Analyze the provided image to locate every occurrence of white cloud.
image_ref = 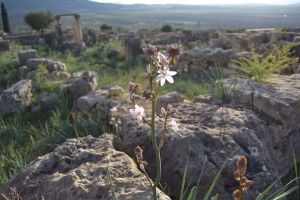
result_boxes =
[89,0,300,5]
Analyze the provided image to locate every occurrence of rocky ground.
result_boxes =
[0,29,300,199]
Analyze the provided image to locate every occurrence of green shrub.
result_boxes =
[233,43,298,82]
[161,24,173,32]
[24,11,54,31]
[0,43,22,91]
[100,24,112,31]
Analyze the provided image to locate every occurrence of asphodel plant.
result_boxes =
[129,43,181,199]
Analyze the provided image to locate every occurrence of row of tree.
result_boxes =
[1,1,54,33]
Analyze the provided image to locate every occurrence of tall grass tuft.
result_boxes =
[210,67,237,103]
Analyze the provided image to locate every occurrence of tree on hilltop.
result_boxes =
[24,11,54,32]
[1,2,11,33]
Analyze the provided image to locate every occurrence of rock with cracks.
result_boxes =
[0,80,32,116]
[65,71,98,101]
[18,49,38,65]
[74,89,119,119]
[225,74,300,131]
[114,100,284,199]
[0,135,170,200]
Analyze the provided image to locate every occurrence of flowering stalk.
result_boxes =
[130,44,181,200]
[150,79,161,199]
[233,156,253,200]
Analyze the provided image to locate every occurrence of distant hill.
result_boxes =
[3,0,123,17]
[2,0,300,31]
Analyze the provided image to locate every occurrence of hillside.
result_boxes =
[2,0,300,30]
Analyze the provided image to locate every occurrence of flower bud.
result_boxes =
[141,90,154,100]
[143,44,157,57]
[134,146,143,164]
[128,82,140,94]
[166,43,182,58]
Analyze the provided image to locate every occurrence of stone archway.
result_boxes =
[54,13,83,44]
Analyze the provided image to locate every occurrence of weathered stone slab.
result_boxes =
[225,74,300,130]
[0,135,170,200]
[0,80,32,116]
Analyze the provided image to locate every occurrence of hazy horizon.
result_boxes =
[89,0,300,5]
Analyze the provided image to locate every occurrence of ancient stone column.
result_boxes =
[72,15,83,44]
[54,16,63,36]
[124,35,141,64]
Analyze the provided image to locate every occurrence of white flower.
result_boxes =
[169,119,179,131]
[156,67,177,86]
[130,105,145,122]
[154,52,169,69]
[110,107,117,113]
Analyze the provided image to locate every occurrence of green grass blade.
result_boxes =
[292,146,299,200]
[256,179,280,200]
[203,159,227,200]
[195,155,207,197]
[272,186,299,200]
[186,187,197,200]
[265,178,299,200]
[179,156,190,200]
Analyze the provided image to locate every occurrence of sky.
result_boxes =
[90,0,300,5]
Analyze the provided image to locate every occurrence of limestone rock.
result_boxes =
[26,58,66,73]
[26,58,47,70]
[74,89,119,119]
[293,36,300,43]
[225,75,300,131]
[45,60,66,73]
[176,48,236,79]
[0,40,10,52]
[108,85,124,97]
[210,35,235,50]
[50,71,71,80]
[19,65,31,79]
[192,94,214,104]
[156,92,184,114]
[18,49,38,65]
[0,80,32,116]
[0,135,170,200]
[249,33,270,49]
[65,71,98,101]
[114,101,282,199]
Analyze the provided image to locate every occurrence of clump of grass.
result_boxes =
[0,43,21,92]
[233,43,298,82]
[210,67,237,103]
[33,75,61,94]
[0,93,108,185]
[179,155,226,200]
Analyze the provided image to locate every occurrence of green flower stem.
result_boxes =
[151,99,161,200]
[150,78,161,200]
